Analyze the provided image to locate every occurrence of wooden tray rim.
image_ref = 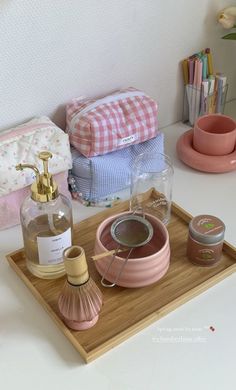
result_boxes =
[5,200,236,363]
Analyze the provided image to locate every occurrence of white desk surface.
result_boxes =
[1,107,236,390]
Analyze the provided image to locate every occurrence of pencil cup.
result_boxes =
[183,84,228,127]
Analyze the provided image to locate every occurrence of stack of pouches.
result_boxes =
[66,88,164,203]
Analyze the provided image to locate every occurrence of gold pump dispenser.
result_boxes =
[16,151,59,202]
[16,151,73,280]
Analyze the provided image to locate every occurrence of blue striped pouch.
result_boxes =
[69,133,164,203]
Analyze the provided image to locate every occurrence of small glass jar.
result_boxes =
[187,214,225,266]
[130,152,174,225]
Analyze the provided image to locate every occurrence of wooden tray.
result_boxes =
[6,190,236,363]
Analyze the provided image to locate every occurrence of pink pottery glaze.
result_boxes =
[58,279,102,330]
[62,315,99,331]
[193,114,236,156]
[176,129,236,173]
[94,211,170,288]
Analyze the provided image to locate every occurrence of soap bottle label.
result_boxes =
[37,228,71,265]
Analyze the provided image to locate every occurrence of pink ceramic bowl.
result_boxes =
[193,114,236,156]
[94,211,170,288]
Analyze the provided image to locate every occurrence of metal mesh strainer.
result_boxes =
[101,214,153,287]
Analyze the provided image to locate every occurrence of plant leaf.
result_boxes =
[222,33,236,39]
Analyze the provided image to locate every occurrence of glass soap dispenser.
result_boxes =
[16,151,73,279]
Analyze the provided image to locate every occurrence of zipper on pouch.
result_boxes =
[0,122,53,143]
[69,90,146,133]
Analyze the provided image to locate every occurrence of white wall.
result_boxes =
[0,0,235,132]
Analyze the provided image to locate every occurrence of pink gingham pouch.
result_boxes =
[66,87,158,157]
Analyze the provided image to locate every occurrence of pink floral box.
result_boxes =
[0,117,72,229]
[0,171,71,230]
[0,116,72,197]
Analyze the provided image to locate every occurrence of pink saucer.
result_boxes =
[176,129,236,173]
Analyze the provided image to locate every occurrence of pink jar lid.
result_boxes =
[189,215,225,244]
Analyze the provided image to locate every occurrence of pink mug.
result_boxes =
[193,114,236,156]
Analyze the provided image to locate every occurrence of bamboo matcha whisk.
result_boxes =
[58,246,103,330]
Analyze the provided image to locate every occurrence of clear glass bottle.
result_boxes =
[16,151,73,279]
